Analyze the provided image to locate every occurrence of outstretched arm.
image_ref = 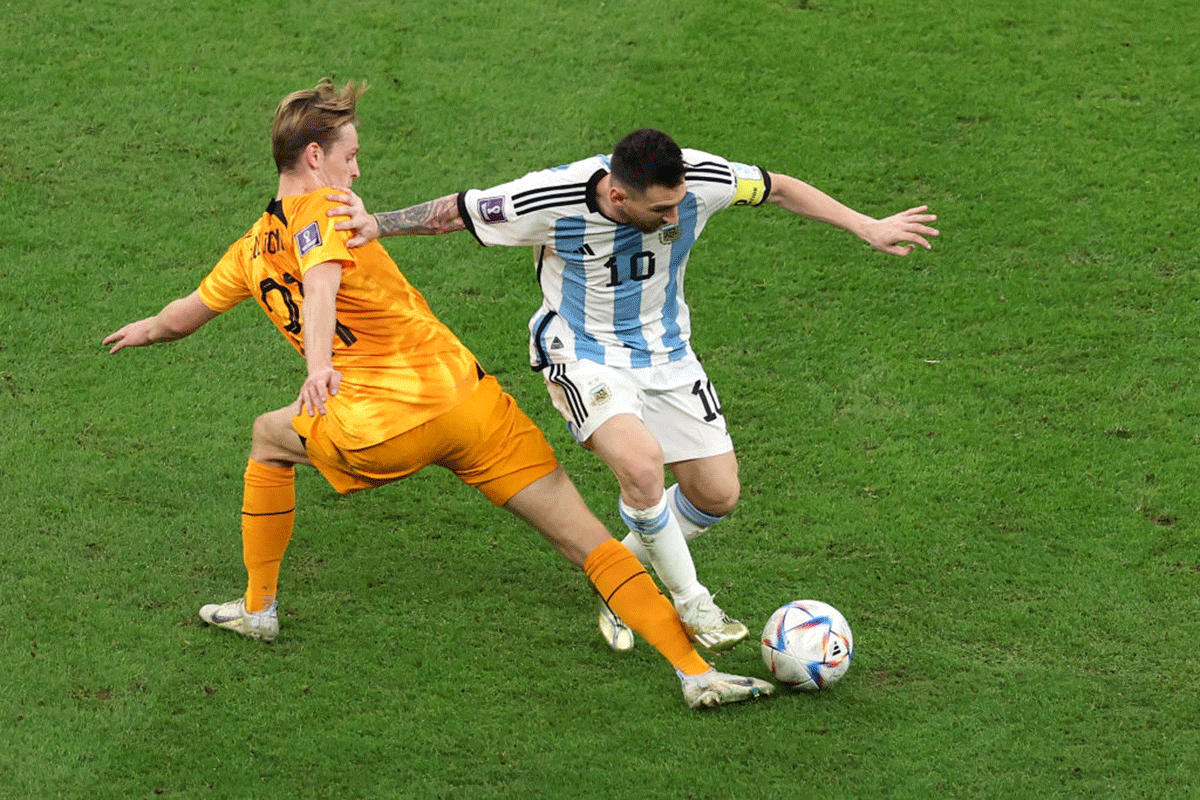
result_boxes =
[765,172,939,256]
[103,291,219,354]
[326,189,464,248]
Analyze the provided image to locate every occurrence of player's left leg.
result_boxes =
[625,362,747,651]
[200,403,311,641]
[666,449,741,540]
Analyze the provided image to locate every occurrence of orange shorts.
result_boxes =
[296,375,558,506]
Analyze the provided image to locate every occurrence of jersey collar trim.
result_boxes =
[585,169,607,216]
[266,198,288,226]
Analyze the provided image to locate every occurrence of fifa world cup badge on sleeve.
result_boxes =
[295,222,323,256]
[478,197,507,224]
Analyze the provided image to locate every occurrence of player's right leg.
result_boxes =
[545,363,706,602]
[587,413,709,604]
[543,360,747,652]
[587,415,746,652]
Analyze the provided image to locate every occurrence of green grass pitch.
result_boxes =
[2,0,1199,797]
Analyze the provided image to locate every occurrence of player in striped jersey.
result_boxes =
[329,128,939,653]
[104,84,774,709]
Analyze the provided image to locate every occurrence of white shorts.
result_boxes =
[541,354,733,464]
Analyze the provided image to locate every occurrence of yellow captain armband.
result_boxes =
[730,162,770,206]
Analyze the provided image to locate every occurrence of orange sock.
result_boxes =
[584,538,710,676]
[241,459,296,612]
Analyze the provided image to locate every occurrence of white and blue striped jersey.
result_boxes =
[458,149,771,370]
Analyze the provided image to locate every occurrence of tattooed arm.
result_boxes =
[327,190,464,247]
[375,194,465,236]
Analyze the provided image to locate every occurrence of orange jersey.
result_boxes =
[197,189,480,450]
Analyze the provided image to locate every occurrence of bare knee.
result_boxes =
[249,408,307,467]
[670,451,741,518]
[685,477,740,518]
[251,412,275,446]
[614,455,668,506]
[712,479,740,516]
[588,419,666,507]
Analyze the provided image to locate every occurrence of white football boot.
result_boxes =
[199,597,279,642]
[676,592,749,652]
[597,597,636,652]
[679,668,774,710]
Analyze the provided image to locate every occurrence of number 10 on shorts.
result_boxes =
[692,379,722,422]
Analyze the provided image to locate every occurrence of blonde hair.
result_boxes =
[271,77,368,173]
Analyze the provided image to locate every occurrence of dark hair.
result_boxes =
[610,129,684,193]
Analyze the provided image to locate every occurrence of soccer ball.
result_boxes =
[761,599,854,692]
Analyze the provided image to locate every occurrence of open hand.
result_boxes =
[102,318,155,353]
[861,205,940,256]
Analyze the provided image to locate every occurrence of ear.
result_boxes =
[302,141,323,170]
[609,182,627,208]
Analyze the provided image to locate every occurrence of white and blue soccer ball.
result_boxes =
[761,599,854,692]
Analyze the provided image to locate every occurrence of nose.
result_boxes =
[663,206,679,225]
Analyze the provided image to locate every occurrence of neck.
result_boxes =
[276,170,317,199]
[595,173,623,222]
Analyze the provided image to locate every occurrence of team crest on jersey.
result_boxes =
[589,384,611,406]
[478,197,507,224]
[659,224,681,244]
[295,222,322,256]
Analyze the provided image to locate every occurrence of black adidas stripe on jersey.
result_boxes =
[512,182,589,216]
[684,161,733,185]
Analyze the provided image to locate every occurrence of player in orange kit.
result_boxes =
[103,78,772,709]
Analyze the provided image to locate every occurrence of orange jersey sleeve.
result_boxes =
[197,190,481,450]
[197,233,255,313]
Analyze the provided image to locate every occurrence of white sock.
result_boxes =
[621,530,652,567]
[666,484,725,542]
[623,485,727,566]
[619,494,707,606]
